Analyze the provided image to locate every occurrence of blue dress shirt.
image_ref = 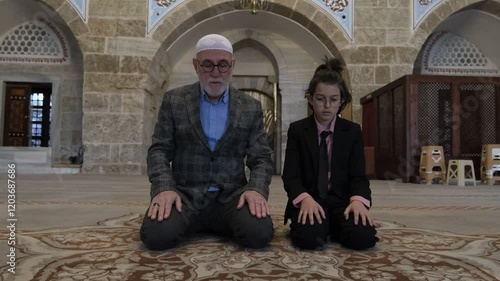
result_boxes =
[200,87,230,191]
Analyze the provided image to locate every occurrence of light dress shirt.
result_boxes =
[200,86,229,192]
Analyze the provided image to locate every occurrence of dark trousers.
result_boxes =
[289,195,377,250]
[140,192,274,251]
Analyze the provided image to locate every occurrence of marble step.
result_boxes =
[0,147,80,174]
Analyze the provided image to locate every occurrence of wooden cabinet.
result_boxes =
[361,75,500,183]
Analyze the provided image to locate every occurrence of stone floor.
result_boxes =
[0,174,499,236]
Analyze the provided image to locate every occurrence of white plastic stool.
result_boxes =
[446,160,476,186]
[419,146,446,184]
[480,144,500,185]
[484,164,500,185]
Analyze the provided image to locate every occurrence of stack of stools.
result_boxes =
[480,144,500,185]
[419,146,446,184]
[446,160,476,186]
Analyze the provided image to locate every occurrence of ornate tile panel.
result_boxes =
[312,0,353,40]
[148,0,185,34]
[68,0,88,23]
[413,0,444,30]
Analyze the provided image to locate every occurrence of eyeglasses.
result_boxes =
[312,95,342,108]
[197,60,232,73]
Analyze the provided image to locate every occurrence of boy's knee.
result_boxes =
[340,227,377,250]
[292,237,325,250]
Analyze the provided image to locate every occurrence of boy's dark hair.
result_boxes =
[305,57,352,114]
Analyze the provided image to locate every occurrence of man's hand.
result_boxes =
[298,197,326,225]
[148,190,182,221]
[344,200,375,226]
[237,190,270,218]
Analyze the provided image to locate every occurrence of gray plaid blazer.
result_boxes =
[147,82,273,208]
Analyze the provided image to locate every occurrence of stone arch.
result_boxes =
[232,36,280,95]
[145,0,352,109]
[231,35,284,173]
[412,0,500,74]
[0,0,84,169]
[233,37,282,82]
[40,0,90,38]
[145,28,296,173]
[149,1,349,48]
[409,0,486,52]
[145,1,353,174]
[147,0,350,80]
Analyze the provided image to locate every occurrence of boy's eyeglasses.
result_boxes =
[312,96,342,108]
[197,60,232,73]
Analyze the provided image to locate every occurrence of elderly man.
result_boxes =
[140,34,274,250]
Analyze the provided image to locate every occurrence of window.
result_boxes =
[30,88,51,147]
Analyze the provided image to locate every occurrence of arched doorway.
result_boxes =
[145,1,351,174]
[0,0,84,172]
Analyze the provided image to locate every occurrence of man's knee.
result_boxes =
[140,223,179,251]
[140,210,188,251]
[236,218,274,249]
[247,226,274,249]
[141,231,176,251]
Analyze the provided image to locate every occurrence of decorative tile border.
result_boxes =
[68,0,88,23]
[312,0,353,40]
[413,0,444,30]
[147,0,184,34]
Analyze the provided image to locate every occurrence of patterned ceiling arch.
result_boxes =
[147,0,353,40]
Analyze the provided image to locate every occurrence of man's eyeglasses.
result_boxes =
[312,96,342,108]
[197,60,232,73]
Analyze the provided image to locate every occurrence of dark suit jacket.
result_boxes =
[147,82,273,208]
[281,115,371,223]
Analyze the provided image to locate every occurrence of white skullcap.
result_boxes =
[196,34,233,55]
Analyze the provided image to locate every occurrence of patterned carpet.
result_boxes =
[1,211,500,281]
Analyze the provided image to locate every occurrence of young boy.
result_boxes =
[282,58,377,250]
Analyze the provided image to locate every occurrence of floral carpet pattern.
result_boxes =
[1,212,500,281]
